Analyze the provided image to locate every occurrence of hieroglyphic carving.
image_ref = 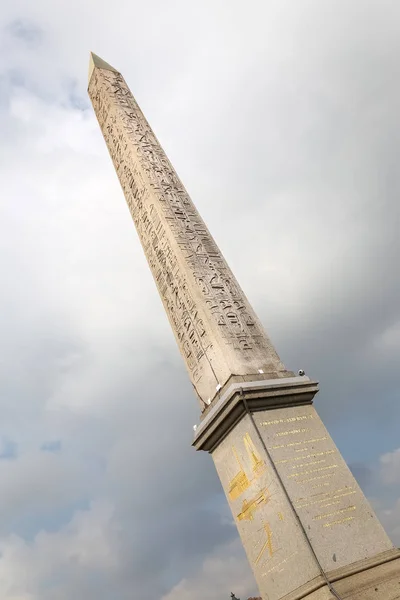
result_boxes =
[88,65,286,404]
[89,70,215,391]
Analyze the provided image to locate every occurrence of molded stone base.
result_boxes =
[281,550,400,600]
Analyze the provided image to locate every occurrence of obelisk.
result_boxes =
[88,53,400,600]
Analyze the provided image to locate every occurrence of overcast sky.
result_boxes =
[0,1,399,598]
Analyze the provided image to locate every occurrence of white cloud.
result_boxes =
[380,449,400,485]
[0,451,88,523]
[372,495,400,548]
[0,501,117,600]
[380,498,400,547]
[161,539,257,600]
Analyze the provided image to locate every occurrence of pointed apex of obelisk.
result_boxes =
[88,52,118,83]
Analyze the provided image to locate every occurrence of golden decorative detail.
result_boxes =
[237,488,270,521]
[255,522,274,564]
[244,433,266,478]
[228,433,266,501]
[228,447,251,501]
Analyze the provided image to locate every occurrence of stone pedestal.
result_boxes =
[193,377,400,600]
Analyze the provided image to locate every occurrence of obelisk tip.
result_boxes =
[88,52,118,84]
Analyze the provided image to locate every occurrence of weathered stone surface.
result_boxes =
[212,412,321,600]
[256,406,393,572]
[212,401,395,599]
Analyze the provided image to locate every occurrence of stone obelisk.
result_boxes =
[88,53,400,600]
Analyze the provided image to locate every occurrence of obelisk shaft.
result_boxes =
[88,54,290,408]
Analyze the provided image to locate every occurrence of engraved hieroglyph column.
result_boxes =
[88,53,400,600]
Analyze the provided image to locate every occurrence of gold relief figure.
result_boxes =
[228,447,251,501]
[228,434,266,502]
[237,488,271,521]
[244,433,266,478]
[255,522,275,565]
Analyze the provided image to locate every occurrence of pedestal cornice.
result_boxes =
[193,376,319,452]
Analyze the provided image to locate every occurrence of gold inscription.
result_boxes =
[296,473,334,484]
[269,436,327,450]
[276,450,335,465]
[275,428,310,437]
[324,516,355,528]
[312,482,331,489]
[314,505,356,522]
[295,489,356,510]
[290,464,338,479]
[261,415,314,427]
[262,551,298,576]
[319,490,356,508]
[292,459,326,469]
[314,486,351,499]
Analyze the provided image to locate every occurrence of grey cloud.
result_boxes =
[0,0,399,598]
[379,499,400,547]
[161,539,258,600]
[349,463,373,492]
[380,449,400,486]
[6,19,43,46]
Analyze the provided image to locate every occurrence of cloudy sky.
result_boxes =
[0,0,399,598]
